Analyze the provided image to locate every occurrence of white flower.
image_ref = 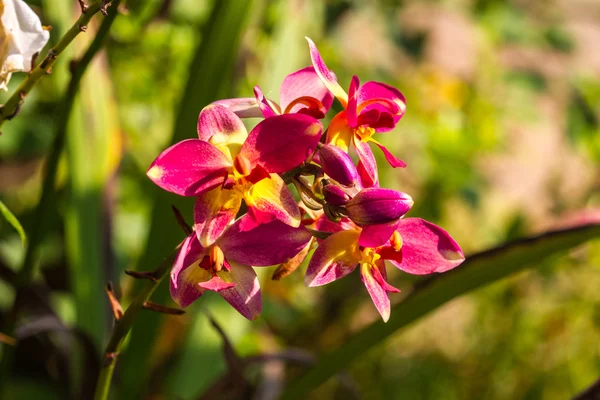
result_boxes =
[0,0,49,91]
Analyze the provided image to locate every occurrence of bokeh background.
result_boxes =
[0,0,599,399]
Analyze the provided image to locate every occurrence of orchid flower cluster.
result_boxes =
[147,38,465,322]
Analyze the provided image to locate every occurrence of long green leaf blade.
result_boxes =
[0,200,27,247]
[282,222,600,399]
[118,1,254,397]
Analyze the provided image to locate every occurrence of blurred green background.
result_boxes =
[0,0,599,399]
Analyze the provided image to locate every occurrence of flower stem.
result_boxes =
[0,0,110,129]
[93,246,180,400]
[0,2,119,393]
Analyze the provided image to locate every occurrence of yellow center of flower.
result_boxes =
[228,153,256,191]
[359,246,381,267]
[355,126,375,142]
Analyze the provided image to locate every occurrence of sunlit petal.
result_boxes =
[217,261,262,320]
[197,104,248,160]
[170,234,210,308]
[357,81,406,132]
[219,217,312,266]
[305,37,348,107]
[371,140,407,168]
[360,263,391,322]
[244,173,301,227]
[212,97,263,119]
[147,139,230,196]
[353,135,378,188]
[346,75,360,127]
[240,114,322,173]
[194,187,243,247]
[254,85,280,118]
[305,229,361,286]
[326,111,354,152]
[388,218,465,275]
[280,66,334,116]
[358,220,402,248]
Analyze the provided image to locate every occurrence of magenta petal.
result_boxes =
[218,262,262,320]
[358,220,402,248]
[356,108,381,127]
[314,215,356,234]
[218,219,313,266]
[170,234,210,308]
[170,233,205,287]
[370,263,400,293]
[198,275,236,292]
[197,104,248,143]
[194,188,242,247]
[373,142,407,168]
[239,114,323,173]
[305,229,360,286]
[357,81,406,132]
[212,98,264,119]
[389,218,465,275]
[254,86,280,118]
[280,66,334,114]
[360,264,391,322]
[346,75,360,128]
[353,136,379,188]
[305,37,348,106]
[147,139,231,196]
[243,174,301,228]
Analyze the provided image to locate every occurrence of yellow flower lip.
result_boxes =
[355,126,375,142]
[359,246,381,267]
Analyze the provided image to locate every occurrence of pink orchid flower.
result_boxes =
[147,104,322,247]
[305,216,464,322]
[306,37,407,187]
[215,66,334,120]
[172,217,312,320]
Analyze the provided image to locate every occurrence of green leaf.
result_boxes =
[61,2,122,349]
[0,200,26,247]
[118,1,255,397]
[281,222,600,399]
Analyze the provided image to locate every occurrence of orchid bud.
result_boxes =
[345,188,413,226]
[318,144,358,187]
[322,183,351,206]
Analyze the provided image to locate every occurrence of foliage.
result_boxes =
[0,0,598,399]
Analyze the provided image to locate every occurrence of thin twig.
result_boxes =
[124,270,158,281]
[105,283,124,320]
[0,0,112,128]
[172,205,193,235]
[0,333,16,346]
[572,377,600,400]
[93,245,181,400]
[0,0,120,388]
[142,301,185,315]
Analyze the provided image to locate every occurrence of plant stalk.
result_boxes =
[0,0,110,129]
[0,1,119,393]
[93,247,179,400]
